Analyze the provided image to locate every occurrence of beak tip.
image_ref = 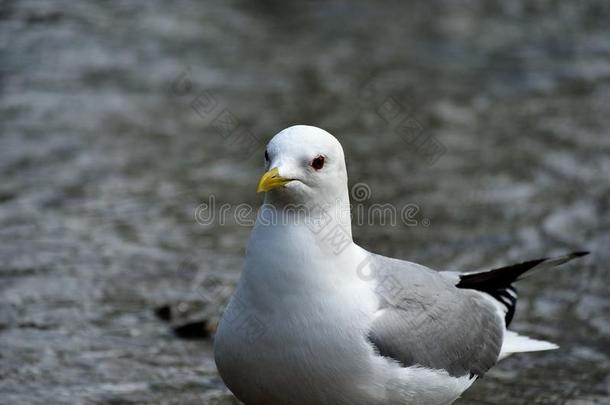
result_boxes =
[256,167,284,194]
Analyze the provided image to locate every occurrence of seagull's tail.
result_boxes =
[499,331,558,359]
[456,251,589,326]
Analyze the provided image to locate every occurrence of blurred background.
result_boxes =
[1,0,609,403]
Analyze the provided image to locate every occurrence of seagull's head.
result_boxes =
[257,125,348,205]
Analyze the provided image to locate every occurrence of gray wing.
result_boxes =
[363,253,504,378]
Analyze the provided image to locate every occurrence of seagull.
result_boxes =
[214,125,588,405]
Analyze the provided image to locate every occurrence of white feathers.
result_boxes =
[214,125,573,405]
[499,331,559,360]
[476,290,559,361]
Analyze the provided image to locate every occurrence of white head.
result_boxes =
[257,125,349,206]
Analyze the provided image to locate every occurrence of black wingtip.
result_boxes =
[571,251,590,257]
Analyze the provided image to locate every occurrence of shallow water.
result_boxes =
[1,0,609,404]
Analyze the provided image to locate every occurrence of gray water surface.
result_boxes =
[1,1,609,404]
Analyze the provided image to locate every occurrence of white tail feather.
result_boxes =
[499,331,558,360]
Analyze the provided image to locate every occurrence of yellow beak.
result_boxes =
[257,167,291,193]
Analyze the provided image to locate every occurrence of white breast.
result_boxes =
[215,220,381,403]
[214,221,473,404]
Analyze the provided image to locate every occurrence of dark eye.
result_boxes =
[264,150,269,161]
[311,155,325,170]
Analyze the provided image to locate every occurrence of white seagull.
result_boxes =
[214,125,588,405]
